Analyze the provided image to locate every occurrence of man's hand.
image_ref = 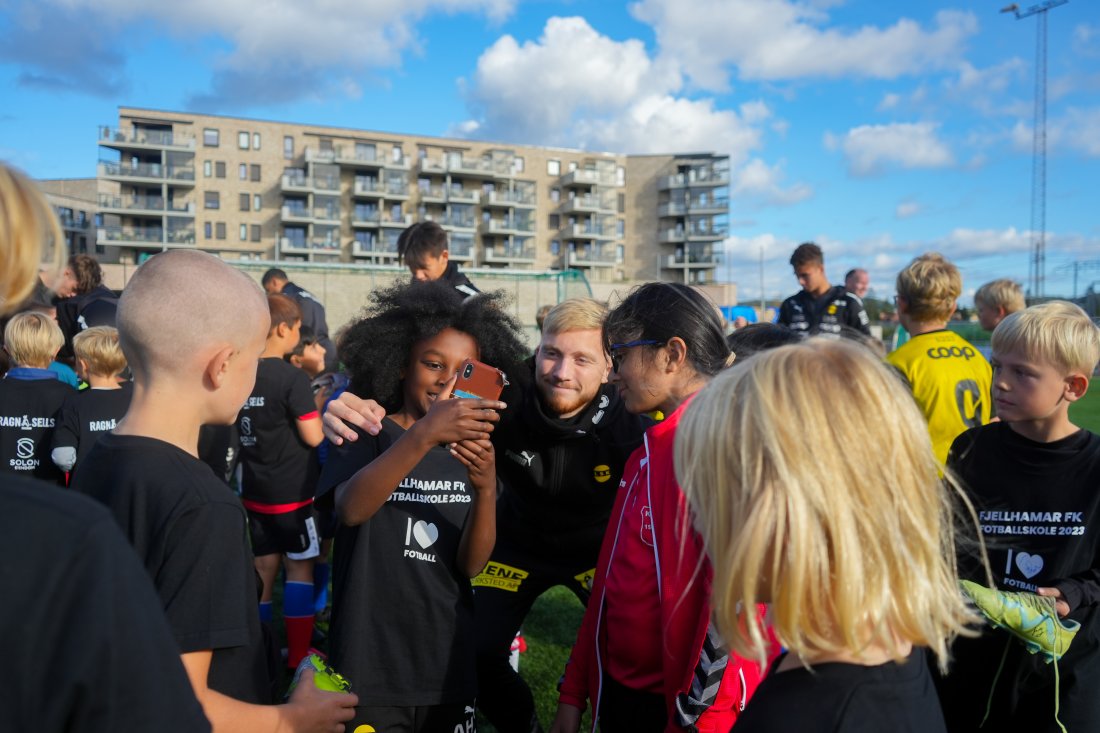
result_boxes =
[322,392,387,445]
[1037,586,1071,618]
[285,668,359,733]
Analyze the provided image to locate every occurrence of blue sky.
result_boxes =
[1,0,1097,304]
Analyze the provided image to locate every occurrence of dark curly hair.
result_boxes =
[604,282,730,377]
[340,280,529,412]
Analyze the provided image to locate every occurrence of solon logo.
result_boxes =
[16,437,34,459]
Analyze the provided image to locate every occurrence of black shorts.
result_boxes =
[315,506,338,541]
[350,700,476,733]
[247,504,320,559]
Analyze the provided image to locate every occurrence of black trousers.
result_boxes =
[474,536,594,733]
[597,673,666,733]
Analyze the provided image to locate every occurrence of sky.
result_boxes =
[0,0,1097,304]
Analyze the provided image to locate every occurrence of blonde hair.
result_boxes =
[675,339,979,671]
[991,301,1100,375]
[0,164,63,315]
[541,298,608,336]
[974,279,1025,314]
[896,252,961,324]
[73,326,127,377]
[4,311,64,367]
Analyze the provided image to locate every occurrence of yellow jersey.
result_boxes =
[886,330,992,464]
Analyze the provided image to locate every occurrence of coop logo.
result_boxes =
[593,464,611,483]
[10,437,38,471]
[927,345,977,361]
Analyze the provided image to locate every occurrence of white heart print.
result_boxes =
[413,521,439,549]
[1016,552,1044,579]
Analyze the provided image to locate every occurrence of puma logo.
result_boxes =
[507,450,537,467]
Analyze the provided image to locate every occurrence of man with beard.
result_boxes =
[323,298,650,733]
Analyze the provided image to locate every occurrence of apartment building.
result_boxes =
[38,178,98,257]
[95,107,730,285]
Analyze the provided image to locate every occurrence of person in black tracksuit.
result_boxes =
[776,242,870,339]
[261,268,339,373]
[397,221,480,299]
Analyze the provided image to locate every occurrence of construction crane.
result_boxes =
[1001,0,1068,298]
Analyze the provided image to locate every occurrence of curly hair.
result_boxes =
[340,280,529,412]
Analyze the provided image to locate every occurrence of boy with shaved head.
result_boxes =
[73,250,357,732]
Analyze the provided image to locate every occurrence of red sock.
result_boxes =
[284,580,315,668]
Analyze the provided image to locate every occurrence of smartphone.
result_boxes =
[450,359,508,401]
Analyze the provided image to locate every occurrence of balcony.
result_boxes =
[165,229,197,245]
[448,157,508,179]
[687,224,728,241]
[351,209,381,227]
[657,202,689,217]
[481,219,535,235]
[447,188,480,204]
[97,225,164,246]
[99,126,195,151]
[418,158,448,176]
[439,215,477,231]
[352,239,399,258]
[484,241,536,263]
[313,206,341,223]
[658,168,730,190]
[658,228,687,243]
[565,223,616,241]
[98,193,164,215]
[379,214,412,228]
[383,180,409,198]
[567,247,617,267]
[688,198,729,215]
[384,156,411,171]
[306,148,336,164]
[281,173,311,193]
[352,179,384,198]
[561,169,613,187]
[333,145,384,167]
[448,238,475,261]
[560,194,616,214]
[281,204,312,223]
[280,237,342,254]
[98,161,195,185]
[417,185,446,202]
[313,175,340,193]
[665,251,723,268]
[481,190,536,208]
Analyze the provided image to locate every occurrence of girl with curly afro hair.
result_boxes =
[316,279,528,731]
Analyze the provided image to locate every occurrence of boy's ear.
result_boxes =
[204,346,236,389]
[288,353,303,367]
[1064,373,1089,403]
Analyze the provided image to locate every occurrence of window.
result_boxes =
[550,187,560,203]
[568,161,577,172]
[547,160,560,176]
[551,240,560,255]
[251,224,261,242]
[215,161,226,179]
[203,128,219,147]
[513,156,525,174]
[355,142,375,161]
[549,214,560,229]
[618,193,625,213]
[215,222,226,239]
[392,145,403,163]
[283,136,294,160]
[204,222,212,239]
[238,131,250,150]
[240,224,248,240]
[616,220,625,237]
[616,166,626,186]
[253,194,262,212]
[203,160,212,178]
[320,138,333,153]
[239,193,250,211]
[204,191,220,210]
[252,133,261,151]
[616,244,625,263]
[250,164,261,182]
[239,164,247,180]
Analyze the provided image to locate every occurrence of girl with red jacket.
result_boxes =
[551,283,771,733]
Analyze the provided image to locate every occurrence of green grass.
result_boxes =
[1071,385,1100,433]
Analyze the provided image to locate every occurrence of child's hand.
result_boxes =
[323,391,387,443]
[285,667,358,733]
[451,438,496,493]
[418,373,505,446]
[1037,586,1071,617]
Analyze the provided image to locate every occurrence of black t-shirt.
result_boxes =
[237,358,318,505]
[733,650,945,733]
[317,418,477,706]
[73,433,271,704]
[777,285,871,338]
[0,475,210,732]
[940,423,1100,730]
[493,373,650,565]
[0,375,73,484]
[51,382,133,471]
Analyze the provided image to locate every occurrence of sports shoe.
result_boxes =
[284,653,352,699]
[959,579,1080,661]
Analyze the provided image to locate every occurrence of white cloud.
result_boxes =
[729,158,813,206]
[877,93,901,111]
[827,122,954,176]
[629,0,977,89]
[895,200,921,219]
[1012,107,1100,157]
[4,0,516,106]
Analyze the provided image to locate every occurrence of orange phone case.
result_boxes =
[450,359,508,401]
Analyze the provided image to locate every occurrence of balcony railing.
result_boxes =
[98,161,195,182]
[448,238,475,259]
[306,148,336,164]
[482,190,536,207]
[99,126,195,150]
[566,223,616,240]
[351,210,381,226]
[314,175,340,192]
[687,224,728,240]
[281,173,310,191]
[447,188,479,203]
[658,168,730,189]
[281,205,311,221]
[417,185,446,201]
[379,214,412,227]
[98,225,164,244]
[383,180,409,197]
[313,207,341,223]
[484,242,536,261]
[666,251,722,267]
[567,247,617,266]
[165,229,196,244]
[333,145,383,166]
[352,239,399,257]
[352,179,383,196]
[482,219,535,234]
[561,194,616,213]
[561,169,617,187]
[658,202,689,217]
[281,237,342,253]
